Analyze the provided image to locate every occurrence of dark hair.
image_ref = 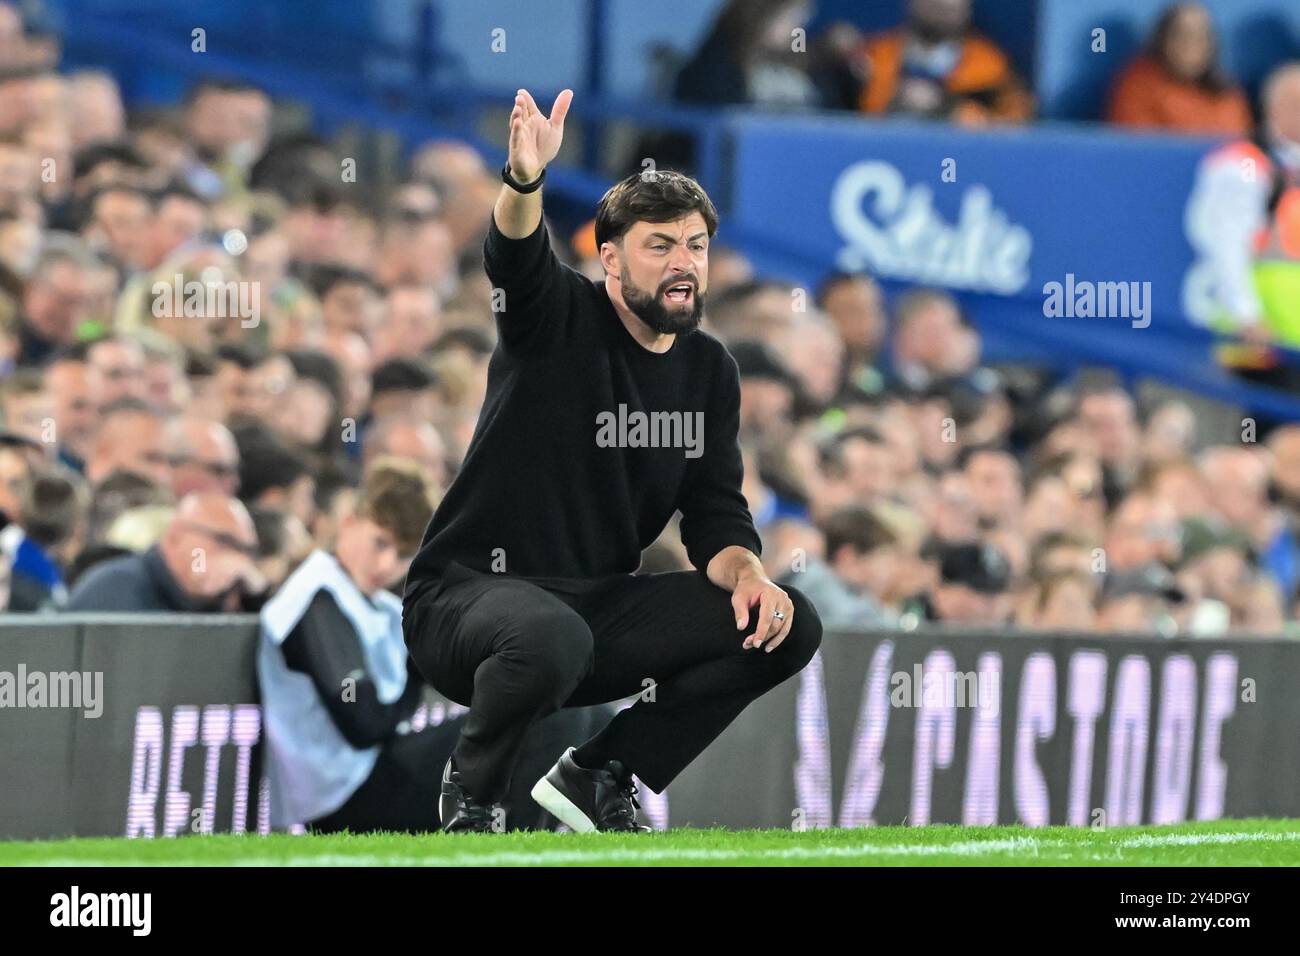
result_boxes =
[248,134,339,205]
[728,339,798,388]
[815,270,875,308]
[184,349,217,378]
[429,326,494,358]
[127,108,187,139]
[818,425,887,474]
[49,342,93,364]
[86,469,171,544]
[305,263,378,301]
[456,242,486,279]
[81,183,152,229]
[22,466,88,549]
[594,170,719,250]
[285,348,345,413]
[312,455,358,513]
[1146,2,1231,93]
[956,444,1017,472]
[694,0,809,69]
[72,141,148,181]
[248,505,292,559]
[371,357,438,396]
[356,457,438,556]
[232,423,313,502]
[152,180,208,210]
[281,174,346,213]
[215,342,261,371]
[184,78,266,106]
[821,505,898,559]
[707,278,784,310]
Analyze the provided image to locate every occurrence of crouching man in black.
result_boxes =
[259,458,610,833]
[401,89,822,833]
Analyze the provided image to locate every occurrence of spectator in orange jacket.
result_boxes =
[856,0,1033,125]
[1107,3,1252,137]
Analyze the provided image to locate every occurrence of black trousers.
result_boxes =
[307,704,616,834]
[402,563,822,803]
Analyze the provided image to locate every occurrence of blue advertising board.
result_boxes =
[725,114,1300,420]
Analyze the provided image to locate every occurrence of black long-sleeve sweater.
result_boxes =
[403,215,759,601]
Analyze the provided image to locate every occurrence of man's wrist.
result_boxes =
[503,163,546,192]
[710,545,766,589]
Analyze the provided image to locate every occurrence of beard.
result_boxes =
[620,265,705,335]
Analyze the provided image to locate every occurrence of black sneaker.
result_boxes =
[530,747,653,833]
[439,757,499,833]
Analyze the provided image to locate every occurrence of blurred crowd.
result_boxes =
[662,0,1300,368]
[672,0,1259,136]
[0,1,1298,638]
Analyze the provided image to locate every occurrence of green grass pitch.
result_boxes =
[3,818,1299,866]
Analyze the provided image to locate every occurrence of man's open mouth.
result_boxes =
[664,282,694,303]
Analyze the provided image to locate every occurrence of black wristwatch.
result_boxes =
[502,163,546,194]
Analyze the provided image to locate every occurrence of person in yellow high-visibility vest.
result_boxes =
[1188,62,1300,363]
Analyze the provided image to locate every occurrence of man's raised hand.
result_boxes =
[508,88,572,183]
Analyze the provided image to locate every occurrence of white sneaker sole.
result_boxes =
[530,776,598,833]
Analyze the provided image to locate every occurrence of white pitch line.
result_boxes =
[1115,831,1298,848]
[20,829,1300,867]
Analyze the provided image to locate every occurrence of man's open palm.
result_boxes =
[508,88,572,182]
